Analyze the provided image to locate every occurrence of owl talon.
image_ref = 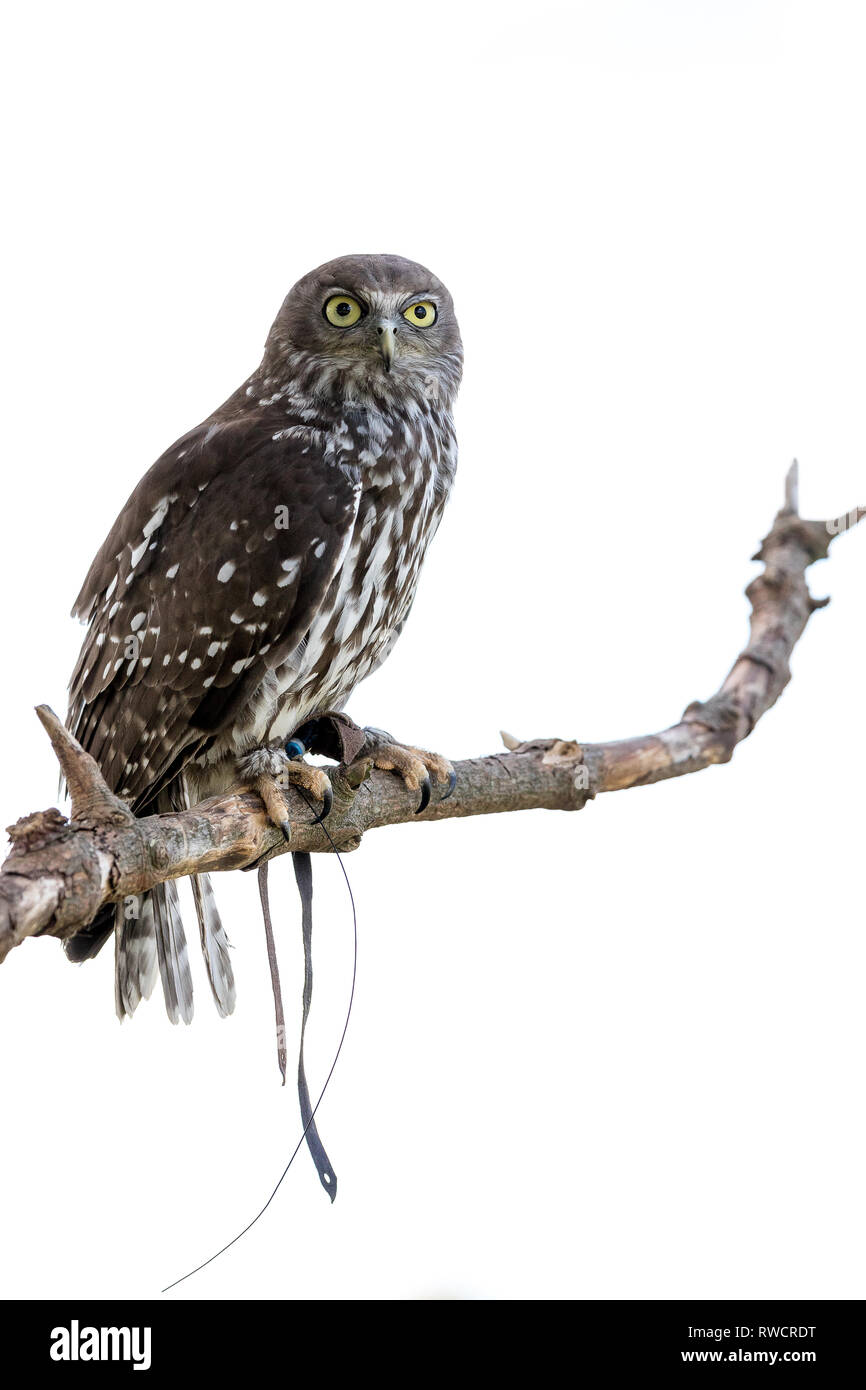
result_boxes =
[237,746,331,836]
[415,775,433,815]
[314,783,333,825]
[353,734,454,813]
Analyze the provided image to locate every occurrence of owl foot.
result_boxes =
[354,728,456,814]
[237,746,332,841]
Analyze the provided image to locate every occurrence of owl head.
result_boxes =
[263,253,463,406]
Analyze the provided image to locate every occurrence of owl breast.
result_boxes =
[221,398,456,760]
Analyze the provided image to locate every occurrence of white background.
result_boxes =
[0,0,863,1301]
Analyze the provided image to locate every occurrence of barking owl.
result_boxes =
[65,253,462,1022]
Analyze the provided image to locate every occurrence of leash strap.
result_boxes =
[293,850,338,1201]
[257,862,287,1084]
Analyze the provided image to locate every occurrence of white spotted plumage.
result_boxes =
[65,253,462,1021]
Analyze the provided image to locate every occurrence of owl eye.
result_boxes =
[403,300,437,328]
[323,295,364,327]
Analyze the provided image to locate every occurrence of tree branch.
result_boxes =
[1,464,861,964]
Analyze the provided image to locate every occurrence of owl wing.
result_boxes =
[68,415,360,809]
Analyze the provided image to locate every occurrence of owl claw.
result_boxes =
[314,783,333,825]
[352,735,453,813]
[415,774,433,815]
[237,746,332,838]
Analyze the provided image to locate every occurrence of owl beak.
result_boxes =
[376,322,397,373]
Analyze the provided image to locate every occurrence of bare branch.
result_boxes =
[0,467,860,964]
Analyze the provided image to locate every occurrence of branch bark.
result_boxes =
[1,464,861,964]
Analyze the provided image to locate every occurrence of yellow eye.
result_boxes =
[324,294,363,327]
[403,300,437,328]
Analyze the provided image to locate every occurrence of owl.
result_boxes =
[65,253,462,1022]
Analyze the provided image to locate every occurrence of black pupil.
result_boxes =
[336,301,352,317]
[413,305,427,319]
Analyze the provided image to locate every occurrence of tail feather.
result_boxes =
[63,907,114,962]
[191,873,236,1018]
[64,775,234,1025]
[114,895,159,1019]
[152,878,194,1025]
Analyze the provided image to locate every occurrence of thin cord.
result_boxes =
[161,798,357,1294]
